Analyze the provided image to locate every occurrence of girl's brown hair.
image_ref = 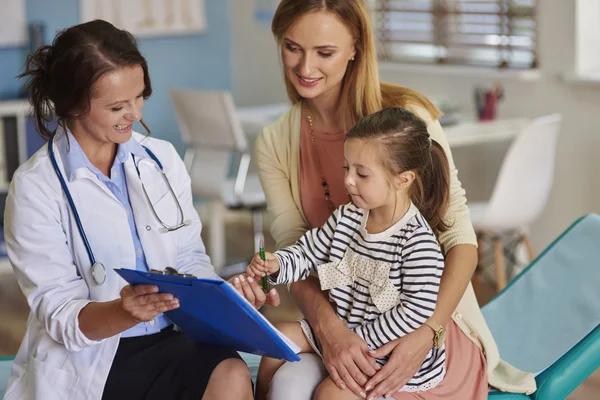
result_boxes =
[18,19,152,140]
[346,107,451,233]
[271,0,441,131]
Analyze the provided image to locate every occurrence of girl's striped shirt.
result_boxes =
[272,202,446,392]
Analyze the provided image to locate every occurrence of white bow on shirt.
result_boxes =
[317,249,401,313]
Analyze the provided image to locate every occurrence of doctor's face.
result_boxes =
[71,65,146,145]
[281,11,356,102]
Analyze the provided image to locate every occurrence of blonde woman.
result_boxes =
[254,1,536,399]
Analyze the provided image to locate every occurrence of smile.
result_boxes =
[298,75,320,82]
[296,73,322,87]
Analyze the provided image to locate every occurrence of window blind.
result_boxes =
[370,0,538,69]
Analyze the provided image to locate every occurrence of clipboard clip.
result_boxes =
[149,267,196,279]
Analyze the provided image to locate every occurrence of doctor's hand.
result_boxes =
[119,284,180,323]
[246,251,280,278]
[229,274,280,309]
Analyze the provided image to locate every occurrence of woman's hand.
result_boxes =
[230,273,280,309]
[364,325,434,400]
[119,284,180,323]
[319,319,381,398]
[246,251,280,278]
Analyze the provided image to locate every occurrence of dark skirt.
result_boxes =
[102,326,243,400]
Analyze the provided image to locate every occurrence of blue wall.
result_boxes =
[0,0,232,155]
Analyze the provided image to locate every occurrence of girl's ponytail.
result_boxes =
[411,140,451,233]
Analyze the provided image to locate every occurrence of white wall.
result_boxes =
[230,0,600,251]
[575,0,600,74]
[230,0,287,106]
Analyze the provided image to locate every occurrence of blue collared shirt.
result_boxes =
[60,131,171,337]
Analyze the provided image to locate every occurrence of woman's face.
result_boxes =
[281,11,356,102]
[71,65,145,146]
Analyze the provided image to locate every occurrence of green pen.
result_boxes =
[259,237,270,292]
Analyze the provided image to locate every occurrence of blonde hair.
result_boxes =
[271,0,441,131]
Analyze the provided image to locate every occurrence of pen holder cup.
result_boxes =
[474,84,504,122]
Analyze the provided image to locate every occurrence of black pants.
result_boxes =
[102,327,243,400]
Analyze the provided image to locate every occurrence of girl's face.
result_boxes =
[344,139,395,210]
[281,11,356,102]
[70,65,145,146]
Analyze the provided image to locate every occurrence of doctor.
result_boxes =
[3,19,278,400]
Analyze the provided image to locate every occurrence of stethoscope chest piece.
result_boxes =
[91,262,106,285]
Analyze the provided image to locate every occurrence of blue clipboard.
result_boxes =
[114,269,301,362]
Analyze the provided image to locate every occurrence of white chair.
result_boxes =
[169,89,266,275]
[468,114,562,293]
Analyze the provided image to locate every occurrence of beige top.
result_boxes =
[255,101,536,394]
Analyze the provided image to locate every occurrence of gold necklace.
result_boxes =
[304,102,335,212]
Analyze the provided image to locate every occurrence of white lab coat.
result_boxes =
[3,129,218,400]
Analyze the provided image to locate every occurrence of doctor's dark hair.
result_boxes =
[346,107,451,233]
[18,19,152,140]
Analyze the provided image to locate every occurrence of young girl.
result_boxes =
[247,107,452,400]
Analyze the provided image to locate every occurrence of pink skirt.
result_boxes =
[392,320,489,400]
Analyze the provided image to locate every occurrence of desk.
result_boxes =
[445,118,529,148]
[236,103,529,148]
[0,258,11,276]
[236,103,291,138]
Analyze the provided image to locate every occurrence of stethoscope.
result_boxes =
[48,134,190,285]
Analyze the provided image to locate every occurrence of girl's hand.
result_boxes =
[119,284,179,323]
[246,251,280,277]
[363,325,434,400]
